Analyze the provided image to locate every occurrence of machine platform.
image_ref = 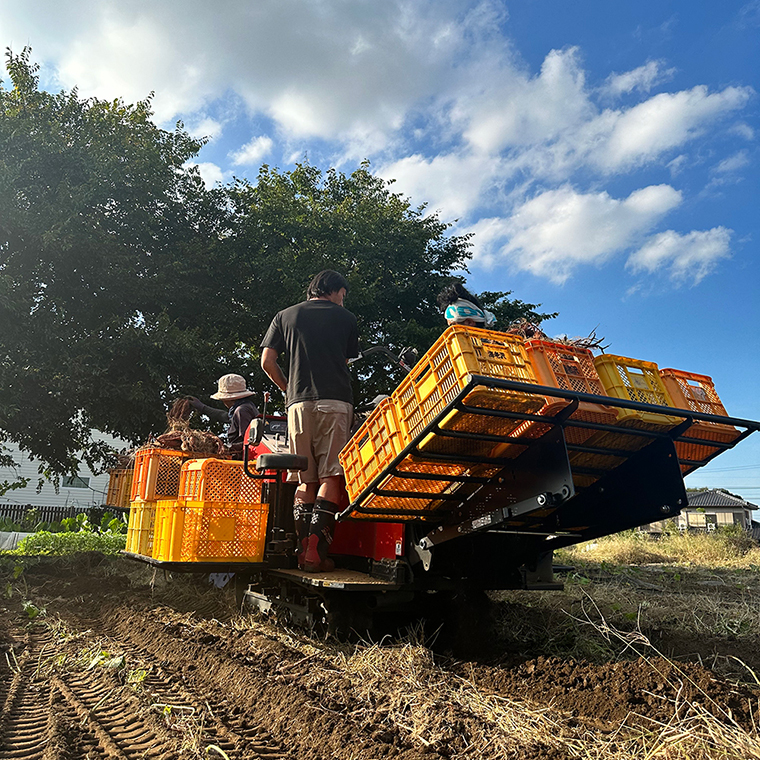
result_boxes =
[269,567,402,591]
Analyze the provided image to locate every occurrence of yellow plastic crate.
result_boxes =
[179,458,263,503]
[340,399,406,501]
[106,468,133,509]
[593,354,680,430]
[125,500,158,557]
[152,500,269,563]
[392,326,544,457]
[130,447,189,501]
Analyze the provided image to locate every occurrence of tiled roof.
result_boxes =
[687,489,757,510]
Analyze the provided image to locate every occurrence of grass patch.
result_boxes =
[564,529,760,568]
[8,530,126,556]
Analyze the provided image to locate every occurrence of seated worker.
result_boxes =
[436,282,497,327]
[189,374,259,456]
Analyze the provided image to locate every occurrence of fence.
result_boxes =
[0,503,90,526]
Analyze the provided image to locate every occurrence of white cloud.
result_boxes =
[186,161,225,189]
[1,0,751,291]
[626,228,732,284]
[729,122,755,140]
[186,117,224,143]
[379,151,503,219]
[591,86,753,172]
[3,0,472,141]
[230,136,274,167]
[459,47,593,153]
[602,60,674,97]
[471,184,682,283]
[667,154,689,177]
[4,2,752,183]
[712,150,750,174]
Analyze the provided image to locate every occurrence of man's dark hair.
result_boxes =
[307,270,349,299]
[436,282,482,311]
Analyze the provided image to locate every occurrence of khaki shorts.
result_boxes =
[287,400,353,483]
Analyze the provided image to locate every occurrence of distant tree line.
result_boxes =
[0,48,554,478]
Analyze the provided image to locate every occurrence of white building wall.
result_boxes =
[0,433,128,509]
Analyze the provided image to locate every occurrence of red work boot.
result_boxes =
[302,498,339,573]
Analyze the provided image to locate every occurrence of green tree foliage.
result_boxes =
[0,48,235,475]
[225,164,552,405]
[0,48,555,472]
[225,163,473,403]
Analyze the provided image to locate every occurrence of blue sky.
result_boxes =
[2,1,758,499]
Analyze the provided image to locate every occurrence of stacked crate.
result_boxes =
[659,369,741,474]
[152,459,268,563]
[522,340,618,444]
[126,448,189,557]
[561,355,682,480]
[520,341,620,487]
[340,326,544,518]
[105,468,133,509]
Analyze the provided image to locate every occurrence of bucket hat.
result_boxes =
[210,374,255,401]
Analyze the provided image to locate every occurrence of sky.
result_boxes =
[1,0,758,499]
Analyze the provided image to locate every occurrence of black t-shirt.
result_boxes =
[261,299,359,406]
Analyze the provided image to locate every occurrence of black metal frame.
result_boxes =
[341,375,760,521]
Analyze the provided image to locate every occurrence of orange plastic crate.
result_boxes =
[522,340,618,446]
[125,500,157,557]
[392,326,544,457]
[179,458,263,504]
[106,468,133,509]
[152,500,269,563]
[660,368,741,472]
[593,354,680,431]
[130,447,189,501]
[340,399,405,501]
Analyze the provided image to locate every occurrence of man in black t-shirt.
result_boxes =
[260,270,359,572]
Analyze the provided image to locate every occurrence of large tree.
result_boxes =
[0,48,235,475]
[224,163,554,406]
[0,49,554,477]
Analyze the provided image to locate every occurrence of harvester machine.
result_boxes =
[122,326,759,634]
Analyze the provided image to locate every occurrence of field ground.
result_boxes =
[1,550,760,759]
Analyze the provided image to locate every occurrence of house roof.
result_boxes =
[687,489,758,511]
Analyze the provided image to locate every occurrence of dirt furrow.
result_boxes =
[48,605,295,759]
[57,599,433,760]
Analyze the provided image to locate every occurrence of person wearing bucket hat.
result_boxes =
[189,374,259,455]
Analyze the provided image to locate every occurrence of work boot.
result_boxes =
[302,498,339,573]
[293,502,314,569]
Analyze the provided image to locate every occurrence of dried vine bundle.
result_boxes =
[157,397,226,455]
[504,319,548,340]
[505,320,608,352]
[553,326,609,352]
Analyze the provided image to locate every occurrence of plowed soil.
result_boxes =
[1,554,759,759]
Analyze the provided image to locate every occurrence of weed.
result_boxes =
[21,600,45,620]
[127,668,149,688]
